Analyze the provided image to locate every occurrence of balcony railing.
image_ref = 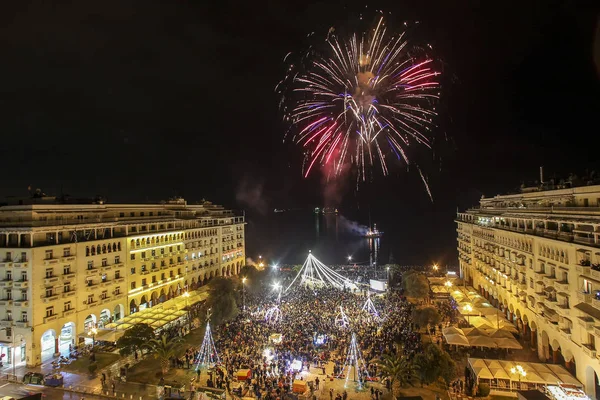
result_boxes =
[583,344,597,358]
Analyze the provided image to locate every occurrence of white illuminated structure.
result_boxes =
[265,306,282,324]
[361,295,381,322]
[285,252,357,292]
[266,282,283,324]
[338,332,369,388]
[335,306,350,329]
[194,319,220,370]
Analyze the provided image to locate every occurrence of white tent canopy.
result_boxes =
[468,358,582,387]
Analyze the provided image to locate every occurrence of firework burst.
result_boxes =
[278,16,441,187]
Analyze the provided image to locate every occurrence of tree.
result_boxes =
[204,277,239,326]
[411,306,441,329]
[402,271,430,298]
[143,334,183,375]
[376,353,417,397]
[412,344,456,387]
[116,323,155,356]
[476,383,490,397]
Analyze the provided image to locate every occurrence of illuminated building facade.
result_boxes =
[457,184,600,396]
[0,197,244,367]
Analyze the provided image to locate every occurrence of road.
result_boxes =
[0,382,106,400]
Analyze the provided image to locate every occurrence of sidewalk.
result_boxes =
[0,350,158,399]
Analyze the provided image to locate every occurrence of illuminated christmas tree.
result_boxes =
[194,314,220,370]
[338,332,369,389]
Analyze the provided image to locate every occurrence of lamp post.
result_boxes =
[88,327,98,348]
[182,291,191,327]
[463,304,473,326]
[510,365,526,390]
[433,264,438,274]
[347,256,352,263]
[445,280,453,293]
[242,277,247,312]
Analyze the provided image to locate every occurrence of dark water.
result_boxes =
[244,201,460,268]
[245,210,385,266]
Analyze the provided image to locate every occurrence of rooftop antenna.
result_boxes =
[540,166,544,185]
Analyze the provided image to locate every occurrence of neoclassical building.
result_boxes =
[457,184,600,397]
[0,197,245,367]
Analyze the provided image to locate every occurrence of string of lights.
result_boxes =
[338,332,370,388]
[194,320,220,370]
[285,251,357,293]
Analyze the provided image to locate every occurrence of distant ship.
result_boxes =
[314,207,338,215]
[365,224,383,238]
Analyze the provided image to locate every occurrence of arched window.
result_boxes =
[91,246,96,256]
[86,246,90,256]
[113,243,117,252]
[117,242,121,251]
[97,245,101,254]
[102,244,107,253]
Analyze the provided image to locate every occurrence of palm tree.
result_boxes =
[143,334,183,374]
[376,353,417,397]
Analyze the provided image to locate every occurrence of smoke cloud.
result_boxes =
[338,215,369,236]
[236,177,268,215]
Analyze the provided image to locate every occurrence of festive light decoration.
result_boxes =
[265,281,284,324]
[335,306,350,329]
[265,306,282,324]
[194,320,220,370]
[338,332,370,388]
[278,16,440,186]
[285,252,357,292]
[361,294,381,322]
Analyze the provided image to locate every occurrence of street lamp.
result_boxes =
[463,304,473,326]
[182,291,191,326]
[347,256,352,263]
[445,280,453,292]
[242,277,247,312]
[510,365,526,390]
[433,264,439,272]
[88,327,98,348]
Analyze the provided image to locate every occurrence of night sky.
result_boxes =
[1,1,598,264]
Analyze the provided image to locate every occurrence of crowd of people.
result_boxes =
[183,268,427,399]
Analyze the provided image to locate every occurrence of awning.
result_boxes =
[445,334,470,346]
[575,302,600,320]
[469,336,496,348]
[544,308,559,323]
[94,329,125,342]
[494,338,523,350]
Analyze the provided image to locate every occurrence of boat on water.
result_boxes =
[365,224,383,238]
[314,207,338,215]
